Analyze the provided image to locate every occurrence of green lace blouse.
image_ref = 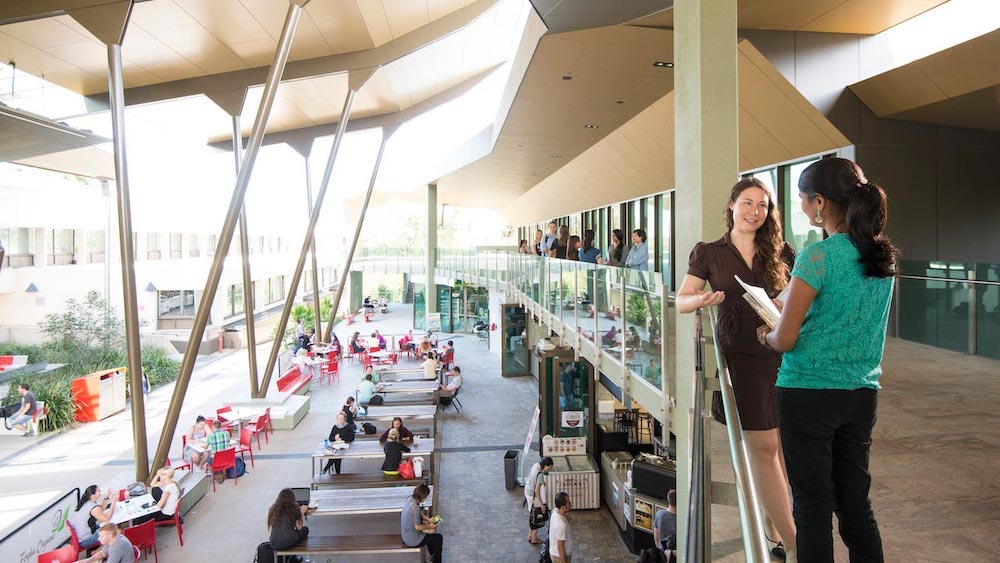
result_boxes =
[777,234,895,391]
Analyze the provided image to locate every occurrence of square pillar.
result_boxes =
[673,0,739,558]
[426,183,438,319]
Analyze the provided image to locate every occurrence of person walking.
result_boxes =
[652,490,677,561]
[676,177,797,561]
[525,456,554,544]
[548,492,573,563]
[760,157,897,563]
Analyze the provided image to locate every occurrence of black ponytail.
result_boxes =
[79,485,98,510]
[798,157,898,278]
[847,182,897,277]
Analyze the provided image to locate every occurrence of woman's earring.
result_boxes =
[815,209,824,224]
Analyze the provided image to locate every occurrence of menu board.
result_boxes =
[634,498,654,532]
[541,435,588,456]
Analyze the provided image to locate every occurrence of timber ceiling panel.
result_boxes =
[0,105,109,165]
[0,0,478,96]
[850,28,1000,131]
[499,40,851,225]
[438,24,675,207]
[627,0,948,34]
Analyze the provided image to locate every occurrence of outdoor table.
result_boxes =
[308,486,433,516]
[359,405,437,423]
[110,494,159,525]
[311,439,434,477]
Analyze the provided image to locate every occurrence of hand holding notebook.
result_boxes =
[734,275,782,330]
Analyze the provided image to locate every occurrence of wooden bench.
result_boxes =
[311,470,430,490]
[273,534,424,560]
[276,366,312,395]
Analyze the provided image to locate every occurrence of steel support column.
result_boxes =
[259,85,363,393]
[108,41,149,482]
[151,0,309,474]
[304,155,323,338]
[232,115,261,398]
[322,125,397,343]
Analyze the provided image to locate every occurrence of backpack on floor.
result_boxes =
[368,394,384,405]
[254,541,273,563]
[362,422,377,434]
[227,456,247,479]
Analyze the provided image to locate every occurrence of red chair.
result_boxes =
[442,348,455,370]
[165,456,191,472]
[207,448,238,491]
[134,545,142,562]
[236,427,255,468]
[263,407,274,435]
[153,508,184,546]
[123,519,158,563]
[362,354,373,370]
[320,358,340,383]
[37,545,77,563]
[246,414,268,448]
[67,520,98,556]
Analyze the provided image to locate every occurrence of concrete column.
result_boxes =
[426,183,438,320]
[673,0,738,559]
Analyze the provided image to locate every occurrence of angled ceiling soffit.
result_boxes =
[501,39,849,225]
[849,28,1000,130]
[86,0,502,108]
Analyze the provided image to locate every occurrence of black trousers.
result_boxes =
[322,459,343,474]
[777,387,884,563]
[417,532,443,563]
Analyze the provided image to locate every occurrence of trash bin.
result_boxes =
[504,450,519,490]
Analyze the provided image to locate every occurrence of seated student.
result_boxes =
[81,523,134,563]
[322,411,356,474]
[205,420,231,465]
[363,365,380,383]
[421,351,440,381]
[601,326,618,347]
[292,348,313,376]
[341,397,358,428]
[373,330,387,349]
[9,383,37,436]
[357,374,381,406]
[381,429,411,475]
[328,334,342,359]
[134,467,181,524]
[183,415,210,470]
[439,366,463,399]
[418,339,433,357]
[296,328,314,354]
[379,417,415,444]
[399,333,414,352]
[267,488,309,553]
[400,484,443,563]
[70,485,117,549]
[349,331,365,354]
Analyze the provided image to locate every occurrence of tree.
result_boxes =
[39,291,125,353]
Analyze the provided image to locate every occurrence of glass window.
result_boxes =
[661,193,673,288]
[188,234,200,257]
[226,284,244,318]
[50,229,74,254]
[0,228,32,254]
[158,290,198,318]
[784,158,825,252]
[169,233,182,258]
[611,205,622,236]
[147,233,160,251]
[646,198,656,272]
[206,234,217,257]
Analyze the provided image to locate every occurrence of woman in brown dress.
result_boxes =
[677,178,797,561]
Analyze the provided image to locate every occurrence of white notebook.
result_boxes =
[734,275,781,330]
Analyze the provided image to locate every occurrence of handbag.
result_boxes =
[529,505,550,527]
[398,459,415,479]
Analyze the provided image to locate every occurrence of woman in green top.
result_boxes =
[760,157,897,563]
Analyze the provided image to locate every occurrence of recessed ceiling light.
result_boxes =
[561,75,573,80]
[584,124,599,129]
[548,154,562,159]
[616,100,624,104]
[653,61,674,68]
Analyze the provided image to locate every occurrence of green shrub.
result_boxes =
[4,376,74,432]
[0,343,45,364]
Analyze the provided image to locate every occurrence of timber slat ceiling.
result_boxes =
[501,40,850,225]
[0,104,108,162]
[628,0,949,35]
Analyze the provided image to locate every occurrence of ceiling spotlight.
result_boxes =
[584,124,599,129]
[616,100,624,104]
[561,75,573,80]
[653,61,674,68]
[548,154,563,159]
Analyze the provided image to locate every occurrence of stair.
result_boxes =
[404,282,415,304]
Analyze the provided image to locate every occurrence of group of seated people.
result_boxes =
[70,466,182,558]
[182,415,234,472]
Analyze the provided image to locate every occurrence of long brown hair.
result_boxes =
[724,178,788,295]
[267,488,301,530]
[566,235,580,260]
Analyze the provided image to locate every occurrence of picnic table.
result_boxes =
[379,380,439,394]
[311,439,434,477]
[359,405,437,427]
[308,486,433,516]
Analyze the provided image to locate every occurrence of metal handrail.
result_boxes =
[707,307,771,562]
[896,274,1000,286]
[685,308,709,561]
